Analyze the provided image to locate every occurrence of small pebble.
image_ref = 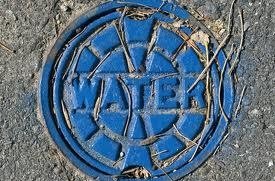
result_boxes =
[244,22,250,32]
[5,10,18,21]
[219,28,226,35]
[60,4,70,12]
[53,166,62,174]
[268,160,274,167]
[120,152,125,157]
[249,109,262,116]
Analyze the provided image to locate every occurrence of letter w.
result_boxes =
[72,77,100,111]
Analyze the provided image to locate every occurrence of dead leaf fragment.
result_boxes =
[190,30,210,45]
[172,20,185,28]
[122,167,151,179]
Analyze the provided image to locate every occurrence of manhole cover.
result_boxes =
[39,0,234,180]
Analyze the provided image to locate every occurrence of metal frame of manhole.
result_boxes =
[39,0,234,180]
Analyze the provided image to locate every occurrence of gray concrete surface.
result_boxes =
[0,0,274,180]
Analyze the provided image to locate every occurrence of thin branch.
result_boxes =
[229,8,245,74]
[187,33,230,93]
[147,22,161,55]
[68,27,87,45]
[152,150,168,157]
[176,28,207,62]
[187,0,236,93]
[87,52,111,79]
[153,160,173,181]
[234,85,247,118]
[157,0,166,12]
[93,79,105,121]
[227,0,237,32]
[115,10,136,73]
[213,132,229,155]
[53,16,59,37]
[171,27,199,62]
[0,41,15,54]
[173,124,203,149]
[140,133,167,146]
[171,42,186,62]
[151,73,179,81]
[62,48,78,80]
[112,156,125,166]
[188,42,211,160]
[119,7,128,26]
[189,130,206,161]
[150,72,179,102]
[163,143,196,167]
[69,25,107,81]
[61,99,72,129]
[117,76,133,136]
[218,44,235,123]
[205,42,211,124]
[189,102,215,162]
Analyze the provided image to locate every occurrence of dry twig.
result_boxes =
[229,8,245,74]
[0,41,15,54]
[218,44,235,123]
[187,0,236,93]
[151,73,179,81]
[63,49,77,80]
[93,80,105,121]
[176,27,207,62]
[188,41,211,161]
[152,150,168,157]
[171,42,186,62]
[115,9,135,73]
[147,22,161,55]
[204,40,211,124]
[173,124,203,149]
[187,33,230,92]
[112,156,125,166]
[87,52,111,79]
[122,167,151,179]
[61,100,72,129]
[140,133,167,146]
[163,143,196,167]
[153,160,173,181]
[117,76,133,136]
[213,132,229,155]
[189,102,215,162]
[234,85,247,118]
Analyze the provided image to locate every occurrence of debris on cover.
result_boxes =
[111,0,245,176]
[41,0,247,179]
[121,166,151,179]
[0,41,15,54]
[234,85,247,118]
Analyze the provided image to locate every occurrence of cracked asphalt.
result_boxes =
[0,0,274,180]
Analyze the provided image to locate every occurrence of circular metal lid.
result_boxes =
[39,0,234,180]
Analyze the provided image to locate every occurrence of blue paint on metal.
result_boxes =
[155,27,184,55]
[155,135,185,160]
[39,0,234,180]
[177,48,204,74]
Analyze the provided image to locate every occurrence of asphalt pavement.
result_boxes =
[0,0,274,180]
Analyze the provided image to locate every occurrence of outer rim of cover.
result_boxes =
[38,0,235,180]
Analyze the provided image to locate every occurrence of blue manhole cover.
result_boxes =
[39,0,234,180]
